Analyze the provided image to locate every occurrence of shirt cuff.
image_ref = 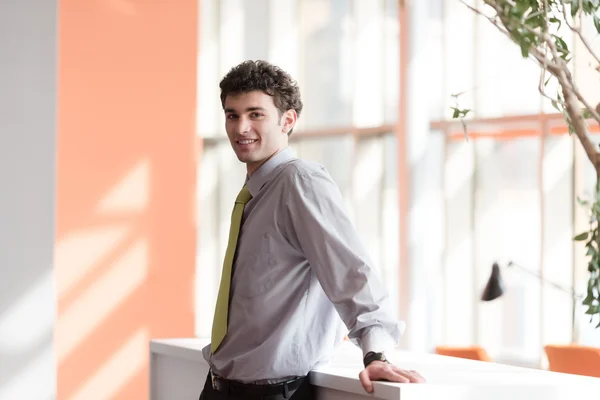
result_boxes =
[360,326,399,358]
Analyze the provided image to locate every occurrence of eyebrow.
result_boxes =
[224,107,267,113]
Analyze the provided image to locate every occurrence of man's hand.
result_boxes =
[359,361,425,393]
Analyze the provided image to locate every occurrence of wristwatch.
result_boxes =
[363,351,389,368]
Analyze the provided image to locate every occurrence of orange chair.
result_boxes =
[435,345,492,362]
[544,344,600,378]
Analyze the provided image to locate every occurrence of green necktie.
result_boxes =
[211,185,252,353]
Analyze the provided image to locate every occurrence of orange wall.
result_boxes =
[56,1,197,399]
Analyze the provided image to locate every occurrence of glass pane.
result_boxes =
[298,0,354,129]
[474,137,542,363]
[474,14,541,117]
[383,0,400,124]
[542,135,574,345]
[443,140,476,345]
[442,0,476,116]
[408,130,445,348]
[353,136,385,272]
[382,133,400,318]
[289,135,354,209]
[352,0,385,127]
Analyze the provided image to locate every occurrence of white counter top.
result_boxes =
[150,338,600,400]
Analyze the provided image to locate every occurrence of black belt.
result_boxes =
[210,371,306,398]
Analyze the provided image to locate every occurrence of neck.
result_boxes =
[246,147,285,177]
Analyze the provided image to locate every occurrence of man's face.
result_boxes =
[224,90,296,176]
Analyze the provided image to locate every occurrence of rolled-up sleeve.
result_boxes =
[285,166,405,357]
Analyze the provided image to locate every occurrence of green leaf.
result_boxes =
[585,305,599,315]
[450,107,471,119]
[582,293,596,306]
[553,35,569,51]
[525,12,544,29]
[520,41,530,57]
[577,196,590,206]
[572,0,581,17]
[549,17,562,30]
[583,0,599,14]
[575,232,590,241]
[551,100,560,111]
[594,14,600,34]
[587,245,597,256]
[593,258,600,271]
[511,2,531,19]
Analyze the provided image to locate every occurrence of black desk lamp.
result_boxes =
[481,261,581,341]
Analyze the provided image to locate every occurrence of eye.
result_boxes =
[250,112,264,119]
[226,114,238,120]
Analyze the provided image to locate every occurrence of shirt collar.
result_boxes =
[246,147,295,197]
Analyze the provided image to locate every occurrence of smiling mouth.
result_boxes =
[237,139,258,145]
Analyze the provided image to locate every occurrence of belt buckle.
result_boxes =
[211,372,217,390]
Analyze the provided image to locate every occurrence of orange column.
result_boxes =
[56,1,197,399]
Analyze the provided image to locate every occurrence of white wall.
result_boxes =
[0,1,57,399]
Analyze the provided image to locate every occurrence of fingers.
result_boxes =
[392,367,426,383]
[363,364,410,386]
[360,365,427,394]
[384,368,411,383]
[359,369,373,393]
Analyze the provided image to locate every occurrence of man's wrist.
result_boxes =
[363,351,389,368]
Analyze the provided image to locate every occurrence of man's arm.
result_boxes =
[285,166,426,391]
[285,166,402,356]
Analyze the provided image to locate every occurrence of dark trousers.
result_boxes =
[199,373,315,400]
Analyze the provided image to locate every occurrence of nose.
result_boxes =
[235,117,251,135]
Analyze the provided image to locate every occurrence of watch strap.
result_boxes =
[363,351,389,368]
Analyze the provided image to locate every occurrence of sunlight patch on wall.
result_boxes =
[55,226,132,297]
[0,270,54,352]
[96,160,150,214]
[68,328,148,400]
[0,346,55,400]
[57,239,148,361]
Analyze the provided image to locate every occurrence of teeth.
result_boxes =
[238,139,257,145]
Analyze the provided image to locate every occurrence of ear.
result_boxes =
[281,109,297,134]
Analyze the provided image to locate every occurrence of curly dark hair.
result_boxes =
[219,60,303,136]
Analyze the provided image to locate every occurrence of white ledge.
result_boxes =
[150,338,600,400]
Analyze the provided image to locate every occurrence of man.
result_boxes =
[200,60,424,400]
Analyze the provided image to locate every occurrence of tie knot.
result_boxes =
[235,185,252,204]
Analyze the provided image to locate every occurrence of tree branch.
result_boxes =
[472,0,600,168]
[563,68,600,125]
[559,0,600,67]
[562,83,600,169]
[464,0,562,71]
[538,0,554,104]
[544,24,600,167]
